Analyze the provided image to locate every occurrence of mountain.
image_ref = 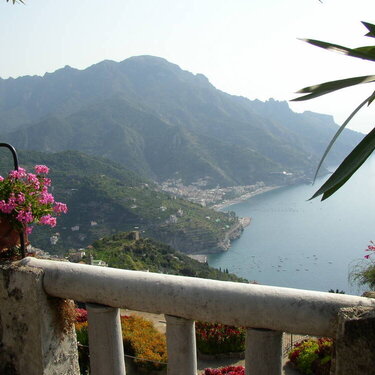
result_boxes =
[89,231,247,283]
[0,150,240,255]
[0,56,363,187]
[248,99,360,164]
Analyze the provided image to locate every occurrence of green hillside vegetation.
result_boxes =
[90,232,247,283]
[0,149,238,254]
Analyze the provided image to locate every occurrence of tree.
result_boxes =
[292,22,375,200]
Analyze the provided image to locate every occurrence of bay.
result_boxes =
[208,156,375,295]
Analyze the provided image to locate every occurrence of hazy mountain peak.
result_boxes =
[123,55,171,64]
[87,59,119,72]
[120,55,181,72]
[44,65,77,76]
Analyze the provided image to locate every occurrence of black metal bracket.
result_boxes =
[0,143,25,258]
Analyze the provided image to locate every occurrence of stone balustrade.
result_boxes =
[17,257,375,375]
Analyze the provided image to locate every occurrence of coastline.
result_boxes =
[191,185,281,258]
[210,185,281,211]
[239,216,251,228]
[199,186,279,257]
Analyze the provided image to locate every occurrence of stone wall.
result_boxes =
[334,306,375,375]
[0,262,79,375]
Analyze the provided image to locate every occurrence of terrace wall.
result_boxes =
[0,262,79,375]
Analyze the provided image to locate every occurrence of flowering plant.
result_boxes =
[288,338,333,375]
[364,241,375,259]
[350,241,375,289]
[75,308,88,323]
[202,366,245,375]
[196,321,245,355]
[121,314,168,371]
[0,164,67,248]
[75,319,90,374]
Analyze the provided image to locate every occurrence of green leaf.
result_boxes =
[310,127,375,200]
[311,91,375,183]
[294,21,375,200]
[362,22,375,38]
[292,75,375,102]
[354,46,375,56]
[301,38,375,62]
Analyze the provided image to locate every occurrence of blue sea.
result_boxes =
[208,156,375,295]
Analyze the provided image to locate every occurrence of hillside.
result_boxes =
[89,232,248,283]
[0,149,241,255]
[0,56,363,187]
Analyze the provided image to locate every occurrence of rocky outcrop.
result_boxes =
[218,221,245,251]
[150,219,246,254]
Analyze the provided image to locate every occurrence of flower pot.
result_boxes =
[0,217,27,252]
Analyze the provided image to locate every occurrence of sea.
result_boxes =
[207,156,375,295]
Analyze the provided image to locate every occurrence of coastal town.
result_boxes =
[158,179,277,208]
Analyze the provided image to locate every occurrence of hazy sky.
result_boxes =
[1,0,374,133]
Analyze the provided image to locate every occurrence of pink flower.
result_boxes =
[39,214,57,227]
[16,193,25,204]
[16,210,34,224]
[42,177,52,187]
[8,193,16,204]
[365,241,375,252]
[0,164,66,231]
[34,165,49,174]
[39,191,54,205]
[27,173,40,189]
[25,226,33,234]
[53,202,68,214]
[364,241,375,258]
[9,167,27,179]
[0,199,16,214]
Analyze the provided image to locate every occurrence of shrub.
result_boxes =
[202,365,245,375]
[75,321,89,374]
[121,314,167,371]
[355,263,375,289]
[195,321,245,355]
[288,338,333,375]
[74,311,168,373]
[75,321,89,346]
[328,289,345,294]
[351,241,375,289]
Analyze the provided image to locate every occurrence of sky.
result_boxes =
[1,0,374,133]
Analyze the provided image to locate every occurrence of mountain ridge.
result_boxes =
[0,55,363,187]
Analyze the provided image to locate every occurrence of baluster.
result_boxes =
[165,315,197,375]
[245,328,283,375]
[86,303,126,375]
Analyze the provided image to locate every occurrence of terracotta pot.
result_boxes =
[0,217,27,252]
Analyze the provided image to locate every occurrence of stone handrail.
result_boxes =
[20,257,375,375]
